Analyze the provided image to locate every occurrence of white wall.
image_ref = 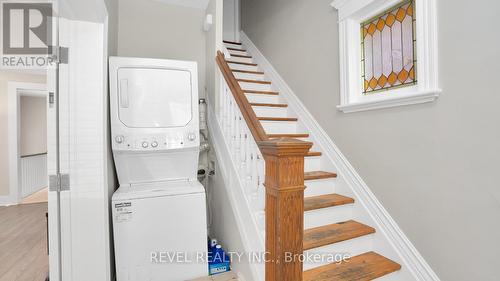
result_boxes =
[205,0,223,107]
[117,0,207,96]
[20,96,47,156]
[240,0,500,280]
[0,71,46,196]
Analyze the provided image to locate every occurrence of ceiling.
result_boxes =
[151,0,210,10]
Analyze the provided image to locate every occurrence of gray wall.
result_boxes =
[117,0,207,96]
[241,0,500,280]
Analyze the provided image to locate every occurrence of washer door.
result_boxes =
[117,67,193,128]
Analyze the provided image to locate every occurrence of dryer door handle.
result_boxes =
[119,79,129,108]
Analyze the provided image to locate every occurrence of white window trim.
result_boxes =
[331,0,441,113]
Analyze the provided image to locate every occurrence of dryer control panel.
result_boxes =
[113,131,198,151]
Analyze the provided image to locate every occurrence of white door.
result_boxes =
[48,2,113,281]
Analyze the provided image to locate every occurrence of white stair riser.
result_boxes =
[303,235,374,270]
[224,43,245,50]
[261,121,298,134]
[229,49,249,56]
[228,63,259,72]
[304,204,354,229]
[374,272,404,281]
[304,179,336,197]
[233,72,266,81]
[245,93,280,104]
[239,82,273,91]
[304,156,322,172]
[229,56,254,64]
[252,107,288,118]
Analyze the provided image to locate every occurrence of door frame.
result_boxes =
[7,81,47,205]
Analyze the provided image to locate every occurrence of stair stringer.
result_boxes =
[240,31,440,281]
[207,99,265,281]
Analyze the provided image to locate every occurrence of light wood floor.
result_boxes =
[0,203,48,281]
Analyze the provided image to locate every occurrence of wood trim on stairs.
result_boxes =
[257,117,298,122]
[267,133,309,138]
[227,60,258,66]
[304,194,354,211]
[303,252,402,281]
[303,220,375,251]
[251,103,288,108]
[231,54,252,58]
[231,69,265,75]
[223,40,242,45]
[243,90,279,95]
[304,171,337,180]
[306,151,322,157]
[227,47,248,52]
[237,78,271,84]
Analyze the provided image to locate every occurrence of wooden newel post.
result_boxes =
[258,138,313,281]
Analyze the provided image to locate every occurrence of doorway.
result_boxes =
[223,0,240,42]
[1,80,49,281]
[8,82,48,205]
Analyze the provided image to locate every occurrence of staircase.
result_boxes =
[215,40,406,280]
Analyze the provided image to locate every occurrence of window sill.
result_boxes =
[337,89,441,113]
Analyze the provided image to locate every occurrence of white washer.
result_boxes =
[109,56,208,281]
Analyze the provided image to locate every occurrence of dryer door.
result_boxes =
[117,67,193,128]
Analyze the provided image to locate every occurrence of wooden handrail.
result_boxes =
[216,50,312,280]
[216,51,269,142]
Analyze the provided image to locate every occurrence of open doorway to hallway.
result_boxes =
[18,93,48,205]
[0,71,49,281]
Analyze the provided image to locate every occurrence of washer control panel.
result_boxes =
[113,132,198,151]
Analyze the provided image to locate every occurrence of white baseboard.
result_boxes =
[0,195,16,206]
[240,31,440,281]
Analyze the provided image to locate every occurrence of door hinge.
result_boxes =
[48,92,55,108]
[51,46,69,64]
[49,173,70,192]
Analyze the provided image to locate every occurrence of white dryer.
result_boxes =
[109,56,208,281]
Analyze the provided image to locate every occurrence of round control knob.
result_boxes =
[151,141,158,148]
[188,133,196,141]
[115,135,124,144]
[142,141,149,148]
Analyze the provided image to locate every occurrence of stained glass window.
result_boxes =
[361,0,416,94]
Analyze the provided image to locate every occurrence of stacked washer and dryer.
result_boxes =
[109,57,208,281]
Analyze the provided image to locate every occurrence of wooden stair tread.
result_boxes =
[243,90,279,95]
[304,171,336,180]
[306,151,322,157]
[258,117,298,122]
[223,40,242,45]
[231,69,264,75]
[267,133,309,138]
[231,54,252,58]
[304,194,354,211]
[303,251,401,281]
[227,60,257,66]
[250,103,288,108]
[237,78,271,84]
[227,47,247,52]
[303,220,375,250]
